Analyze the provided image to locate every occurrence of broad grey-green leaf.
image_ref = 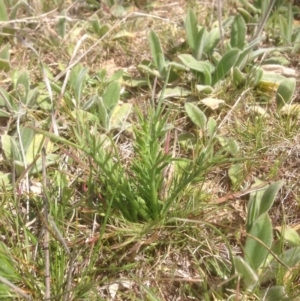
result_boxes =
[185,8,198,50]
[108,70,123,83]
[19,126,35,152]
[72,109,99,123]
[251,67,263,87]
[57,10,66,39]
[280,104,300,115]
[207,117,217,137]
[232,67,246,87]
[138,64,161,78]
[228,163,243,187]
[0,242,20,280]
[218,136,239,155]
[258,72,286,92]
[25,134,45,164]
[109,103,132,129]
[90,15,101,35]
[196,85,213,94]
[0,44,10,72]
[276,78,296,109]
[0,109,10,117]
[279,246,300,268]
[262,286,292,301]
[245,213,273,270]
[1,134,21,162]
[262,246,300,283]
[200,97,224,110]
[178,54,215,74]
[0,172,11,185]
[212,49,240,85]
[203,28,220,55]
[110,4,126,18]
[0,87,12,110]
[0,0,8,21]
[16,71,30,104]
[194,27,207,60]
[234,42,257,69]
[10,1,29,20]
[102,81,121,113]
[276,226,300,247]
[16,153,58,176]
[230,15,246,50]
[247,180,268,232]
[98,97,109,129]
[233,256,259,291]
[185,102,207,131]
[149,30,166,76]
[259,180,283,217]
[158,87,190,100]
[74,67,89,104]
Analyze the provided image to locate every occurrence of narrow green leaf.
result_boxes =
[259,180,284,217]
[185,102,207,131]
[276,78,296,109]
[230,15,246,50]
[245,213,273,270]
[185,8,198,50]
[212,49,240,85]
[233,256,259,291]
